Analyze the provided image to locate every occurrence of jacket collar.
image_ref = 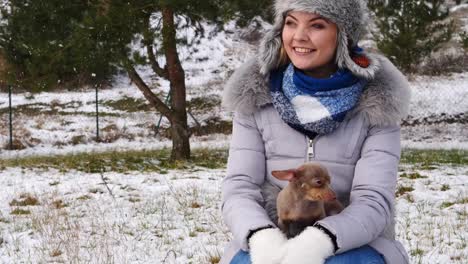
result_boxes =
[222,54,411,126]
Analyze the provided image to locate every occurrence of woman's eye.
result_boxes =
[285,20,295,26]
[311,23,325,29]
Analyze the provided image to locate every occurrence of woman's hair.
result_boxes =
[277,46,290,69]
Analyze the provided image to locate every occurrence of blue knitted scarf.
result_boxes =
[270,64,366,138]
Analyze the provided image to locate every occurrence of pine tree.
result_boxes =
[94,0,271,161]
[0,0,115,91]
[0,0,272,160]
[369,0,454,72]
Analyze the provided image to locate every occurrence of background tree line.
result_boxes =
[0,0,463,160]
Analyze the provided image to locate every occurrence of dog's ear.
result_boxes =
[271,169,297,181]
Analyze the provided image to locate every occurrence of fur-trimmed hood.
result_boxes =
[222,54,411,126]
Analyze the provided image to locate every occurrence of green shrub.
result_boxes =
[0,0,116,91]
[369,0,454,73]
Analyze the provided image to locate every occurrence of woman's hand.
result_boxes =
[249,228,287,264]
[277,226,335,264]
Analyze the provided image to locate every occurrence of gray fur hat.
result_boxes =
[258,0,380,79]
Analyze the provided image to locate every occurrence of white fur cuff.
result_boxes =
[279,226,334,264]
[249,228,287,264]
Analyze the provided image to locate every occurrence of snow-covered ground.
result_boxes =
[0,162,466,263]
[0,166,229,263]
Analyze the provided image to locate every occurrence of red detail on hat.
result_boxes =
[352,55,370,68]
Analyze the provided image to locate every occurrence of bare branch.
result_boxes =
[144,13,169,79]
[146,43,169,79]
[125,63,173,119]
[100,173,115,199]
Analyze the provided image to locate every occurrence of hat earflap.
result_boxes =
[335,29,380,79]
[259,24,284,76]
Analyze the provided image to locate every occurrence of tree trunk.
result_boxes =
[162,6,190,161]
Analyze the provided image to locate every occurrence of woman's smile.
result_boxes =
[294,47,316,53]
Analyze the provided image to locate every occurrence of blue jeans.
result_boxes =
[230,245,385,264]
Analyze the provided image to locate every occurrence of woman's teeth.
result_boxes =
[294,47,314,53]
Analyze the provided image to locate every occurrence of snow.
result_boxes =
[450,3,468,13]
[0,166,229,263]
[395,165,468,263]
[0,162,466,263]
[409,73,468,118]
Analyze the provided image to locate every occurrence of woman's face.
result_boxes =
[282,11,338,78]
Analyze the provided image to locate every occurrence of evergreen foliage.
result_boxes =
[93,0,273,69]
[460,31,468,51]
[0,0,116,91]
[369,0,454,72]
[0,0,272,91]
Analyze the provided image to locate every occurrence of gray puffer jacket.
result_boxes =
[220,54,411,264]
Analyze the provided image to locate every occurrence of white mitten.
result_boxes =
[249,228,287,264]
[278,226,334,264]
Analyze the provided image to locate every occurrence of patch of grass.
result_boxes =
[410,248,425,256]
[441,184,450,191]
[52,199,67,209]
[441,201,455,208]
[71,135,86,145]
[190,202,202,209]
[190,148,228,169]
[0,148,228,172]
[50,249,62,257]
[404,194,415,203]
[400,172,427,179]
[11,208,31,215]
[49,181,60,186]
[9,194,40,206]
[441,197,468,208]
[187,95,220,112]
[89,188,104,194]
[0,101,121,117]
[194,226,207,232]
[206,253,221,264]
[401,149,468,167]
[396,185,414,197]
[76,195,91,201]
[191,117,232,136]
[120,185,137,192]
[0,103,49,116]
[128,197,141,203]
[102,97,150,112]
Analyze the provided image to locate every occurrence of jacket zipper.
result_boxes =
[306,136,316,162]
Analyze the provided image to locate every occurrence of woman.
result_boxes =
[220,0,411,264]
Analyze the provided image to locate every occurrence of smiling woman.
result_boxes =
[281,11,338,78]
[221,0,412,264]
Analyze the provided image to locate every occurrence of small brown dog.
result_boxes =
[270,162,343,238]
